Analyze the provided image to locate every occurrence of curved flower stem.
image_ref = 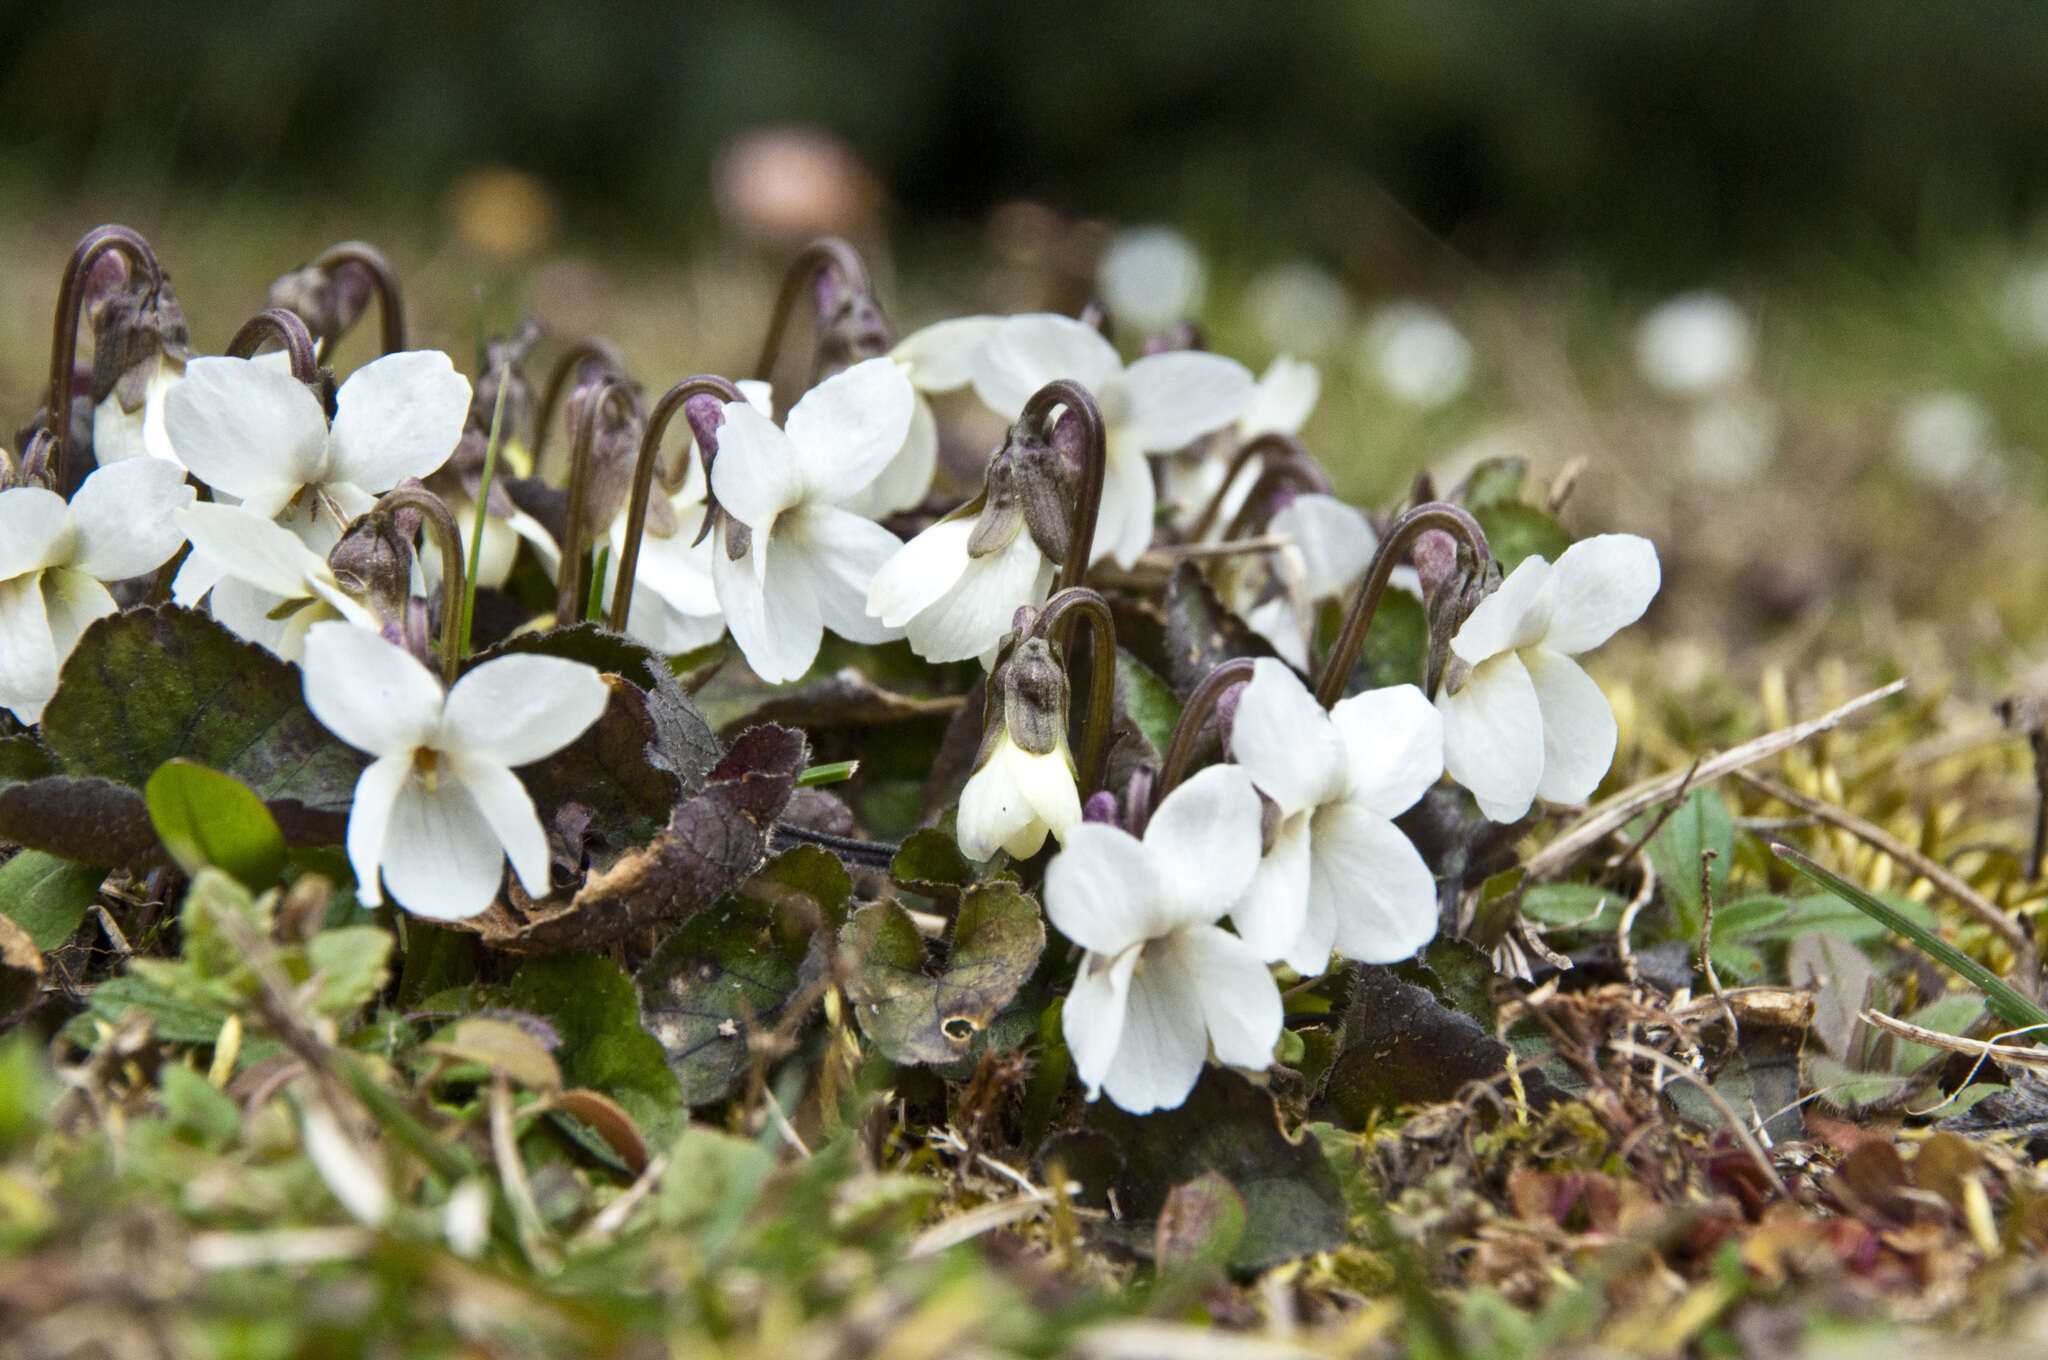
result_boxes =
[751,236,872,382]
[309,241,406,360]
[45,224,163,493]
[372,486,467,686]
[531,337,629,470]
[608,374,747,633]
[1031,587,1118,800]
[1187,431,1317,542]
[1219,458,1334,543]
[225,308,320,383]
[1020,380,1106,594]
[553,378,637,628]
[1312,502,1490,710]
[1153,657,1256,810]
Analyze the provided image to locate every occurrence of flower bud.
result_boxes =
[812,269,894,379]
[956,635,1083,861]
[969,419,1076,565]
[268,259,375,351]
[329,498,422,626]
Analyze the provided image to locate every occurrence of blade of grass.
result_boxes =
[796,760,859,788]
[1771,842,2048,1034]
[459,377,511,657]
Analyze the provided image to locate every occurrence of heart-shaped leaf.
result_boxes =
[842,882,1045,1065]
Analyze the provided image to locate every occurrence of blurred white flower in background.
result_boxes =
[1358,301,1473,409]
[1634,291,1753,398]
[1682,394,1779,486]
[1894,390,2009,496]
[1243,261,1353,355]
[1095,226,1206,334]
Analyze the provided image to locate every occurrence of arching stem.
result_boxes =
[531,337,629,470]
[553,379,637,627]
[752,237,872,382]
[371,486,467,687]
[1019,380,1106,594]
[608,374,747,633]
[1219,457,1333,543]
[1313,502,1490,710]
[309,241,406,360]
[1188,431,1321,542]
[225,308,320,383]
[45,224,163,493]
[1153,657,1256,810]
[1031,587,1118,800]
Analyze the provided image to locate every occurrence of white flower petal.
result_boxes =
[957,741,1042,862]
[1091,435,1157,568]
[867,515,975,629]
[1231,658,1343,816]
[1042,822,1163,956]
[444,653,609,767]
[1448,554,1555,665]
[1100,939,1210,1113]
[0,574,59,724]
[709,403,806,530]
[1229,811,1313,963]
[1271,493,1377,601]
[892,315,1002,391]
[1524,647,1619,806]
[378,775,510,920]
[65,459,194,581]
[1245,596,1310,673]
[206,577,297,656]
[1540,534,1660,656]
[1328,684,1443,817]
[1177,924,1283,1071]
[1438,651,1545,823]
[1013,741,1082,845]
[1141,764,1263,928]
[782,358,916,507]
[1239,355,1320,439]
[780,506,903,646]
[301,622,445,758]
[971,314,1123,419]
[447,752,552,896]
[178,503,327,599]
[713,535,820,684]
[843,391,938,518]
[344,754,410,908]
[0,488,74,580]
[42,569,117,682]
[298,1100,390,1227]
[1119,350,1256,452]
[1312,804,1439,963]
[164,356,329,501]
[327,350,472,491]
[904,529,1051,664]
[1063,945,1140,1102]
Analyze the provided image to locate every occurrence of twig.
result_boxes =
[576,1153,670,1245]
[1524,679,1907,881]
[1736,769,2038,977]
[1858,1009,2048,1074]
[1607,1039,1788,1202]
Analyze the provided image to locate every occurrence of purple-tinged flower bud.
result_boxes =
[1412,528,1460,600]
[267,259,375,351]
[1215,676,1248,754]
[1083,790,1121,826]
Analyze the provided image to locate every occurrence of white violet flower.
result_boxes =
[1227,659,1443,975]
[1437,534,1661,823]
[174,502,380,661]
[841,316,1002,520]
[301,622,609,920]
[971,313,1253,568]
[0,458,194,723]
[1045,764,1281,1114]
[708,357,912,683]
[955,637,1082,859]
[1169,353,1321,539]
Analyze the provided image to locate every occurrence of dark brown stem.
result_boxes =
[553,379,636,628]
[310,241,405,359]
[1019,380,1106,594]
[1153,658,1257,810]
[608,374,747,633]
[46,224,163,493]
[1031,587,1118,800]
[751,237,872,383]
[1220,458,1336,543]
[1188,432,1316,541]
[1313,503,1490,710]
[225,308,320,383]
[372,487,467,686]
[531,337,629,470]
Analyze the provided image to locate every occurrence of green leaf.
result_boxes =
[1348,587,1429,693]
[639,899,803,1106]
[842,882,1046,1065]
[160,1063,241,1151]
[1892,992,1986,1073]
[1154,1170,1247,1285]
[508,954,684,1146]
[1115,650,1181,759]
[0,851,105,951]
[1519,880,1615,929]
[1472,502,1572,573]
[86,974,235,1044]
[304,926,394,1019]
[1740,891,1938,946]
[1773,844,2048,1033]
[145,759,288,890]
[1635,788,1734,941]
[889,828,975,901]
